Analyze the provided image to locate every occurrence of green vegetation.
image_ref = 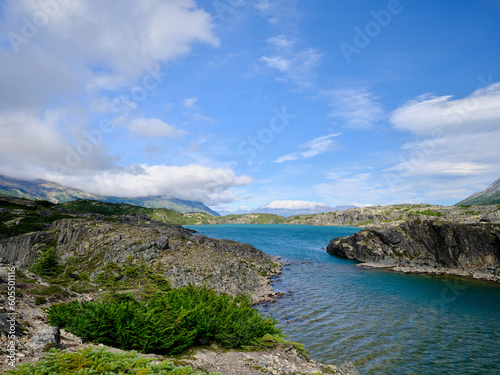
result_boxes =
[0,209,73,239]
[32,285,69,297]
[356,219,374,226]
[3,347,215,374]
[61,199,152,216]
[31,247,61,278]
[415,210,443,217]
[47,285,280,355]
[86,257,171,297]
[34,296,47,305]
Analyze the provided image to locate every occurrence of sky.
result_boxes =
[1,0,500,212]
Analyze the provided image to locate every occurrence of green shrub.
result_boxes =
[415,210,443,217]
[47,285,280,355]
[32,285,68,296]
[3,347,215,374]
[35,296,47,305]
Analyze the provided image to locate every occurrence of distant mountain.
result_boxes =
[217,209,253,216]
[0,175,96,202]
[247,200,353,217]
[456,178,500,206]
[0,175,218,215]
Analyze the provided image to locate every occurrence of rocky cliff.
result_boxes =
[0,215,281,303]
[327,219,500,282]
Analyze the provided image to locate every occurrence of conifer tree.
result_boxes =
[31,247,61,278]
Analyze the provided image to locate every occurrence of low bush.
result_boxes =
[47,285,280,354]
[4,347,215,374]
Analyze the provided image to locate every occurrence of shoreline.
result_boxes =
[357,262,500,283]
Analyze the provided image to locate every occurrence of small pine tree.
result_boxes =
[32,247,61,278]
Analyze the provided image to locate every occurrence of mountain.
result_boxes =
[456,178,500,206]
[0,175,218,215]
[252,200,341,217]
[219,201,356,217]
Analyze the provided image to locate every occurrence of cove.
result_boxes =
[186,224,500,375]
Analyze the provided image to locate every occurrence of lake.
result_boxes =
[186,224,500,375]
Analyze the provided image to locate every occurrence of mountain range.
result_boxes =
[0,175,218,215]
[219,200,355,217]
[456,178,500,206]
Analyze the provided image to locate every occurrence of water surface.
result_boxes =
[186,224,500,375]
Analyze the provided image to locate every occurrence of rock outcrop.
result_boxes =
[327,220,500,282]
[0,217,281,302]
[286,204,500,227]
[28,327,60,350]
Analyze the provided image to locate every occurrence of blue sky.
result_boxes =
[1,0,500,212]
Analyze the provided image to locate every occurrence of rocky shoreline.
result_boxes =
[0,197,356,374]
[327,219,500,283]
[0,268,356,375]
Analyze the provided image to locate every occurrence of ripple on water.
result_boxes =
[187,224,500,375]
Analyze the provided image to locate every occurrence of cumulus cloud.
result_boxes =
[328,88,384,130]
[44,164,254,205]
[275,133,342,163]
[263,200,330,209]
[0,1,253,206]
[260,34,321,87]
[1,0,219,84]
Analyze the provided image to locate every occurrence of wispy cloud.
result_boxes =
[260,35,322,88]
[383,80,500,201]
[255,0,300,26]
[182,97,199,110]
[275,133,342,163]
[328,88,384,130]
[125,117,188,138]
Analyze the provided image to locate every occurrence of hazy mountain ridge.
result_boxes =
[0,175,218,215]
[456,177,500,206]
[219,201,355,217]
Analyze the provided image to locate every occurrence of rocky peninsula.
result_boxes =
[327,217,500,282]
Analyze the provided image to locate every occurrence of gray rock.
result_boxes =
[28,327,60,350]
[155,235,169,250]
[327,220,500,282]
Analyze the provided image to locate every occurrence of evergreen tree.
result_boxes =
[31,247,61,278]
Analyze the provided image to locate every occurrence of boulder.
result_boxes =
[28,327,60,350]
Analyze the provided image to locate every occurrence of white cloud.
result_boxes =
[275,133,342,163]
[45,164,254,205]
[390,83,500,136]
[263,200,330,210]
[260,34,321,87]
[125,117,188,138]
[0,0,245,206]
[328,88,384,130]
[387,82,500,188]
[183,97,199,109]
[255,0,300,26]
[1,0,219,84]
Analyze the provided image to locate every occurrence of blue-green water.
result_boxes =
[186,224,500,375]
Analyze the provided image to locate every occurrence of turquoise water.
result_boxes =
[186,224,500,375]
